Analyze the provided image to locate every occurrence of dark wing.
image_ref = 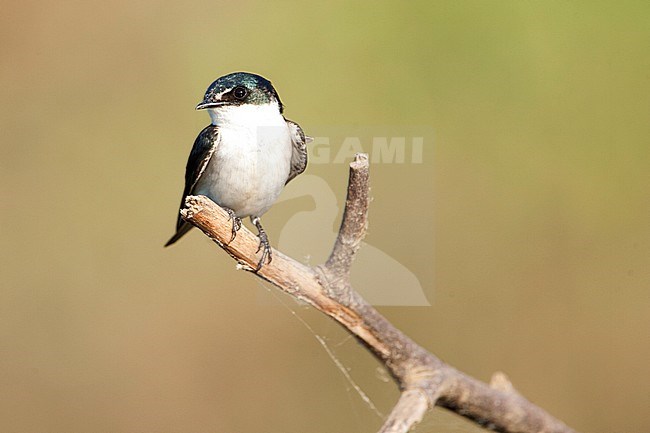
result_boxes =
[284,118,309,184]
[165,125,220,246]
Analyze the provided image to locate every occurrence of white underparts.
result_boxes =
[195,102,293,218]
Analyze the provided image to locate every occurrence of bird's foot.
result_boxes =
[224,207,242,243]
[252,217,272,271]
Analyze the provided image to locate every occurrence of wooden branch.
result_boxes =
[325,153,370,276]
[379,389,430,433]
[180,153,578,433]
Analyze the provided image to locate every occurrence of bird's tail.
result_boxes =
[164,222,193,247]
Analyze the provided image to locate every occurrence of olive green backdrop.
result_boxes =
[1,1,648,432]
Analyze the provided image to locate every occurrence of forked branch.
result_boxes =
[180,153,577,433]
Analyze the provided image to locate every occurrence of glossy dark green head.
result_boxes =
[196,72,284,113]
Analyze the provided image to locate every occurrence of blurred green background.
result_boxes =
[1,1,649,432]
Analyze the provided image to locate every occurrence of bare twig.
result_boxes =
[325,153,370,276]
[180,153,578,433]
[378,389,431,433]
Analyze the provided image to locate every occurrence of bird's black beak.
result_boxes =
[196,101,225,110]
[196,90,230,110]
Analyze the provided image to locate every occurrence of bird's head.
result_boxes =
[196,72,284,118]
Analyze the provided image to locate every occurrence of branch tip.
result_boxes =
[324,153,371,277]
[351,152,369,169]
[182,195,206,220]
[490,371,515,393]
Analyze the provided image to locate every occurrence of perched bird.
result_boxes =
[165,72,309,270]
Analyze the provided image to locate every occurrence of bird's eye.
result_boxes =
[233,86,248,100]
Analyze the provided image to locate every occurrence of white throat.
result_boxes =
[208,102,284,128]
[196,100,293,219]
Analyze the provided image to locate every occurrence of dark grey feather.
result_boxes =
[165,125,220,246]
[285,118,308,184]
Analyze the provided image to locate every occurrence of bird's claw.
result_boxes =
[252,217,272,272]
[255,239,272,272]
[224,208,242,243]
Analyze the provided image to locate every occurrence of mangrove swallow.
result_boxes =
[165,72,309,270]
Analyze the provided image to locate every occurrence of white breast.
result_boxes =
[194,102,293,218]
